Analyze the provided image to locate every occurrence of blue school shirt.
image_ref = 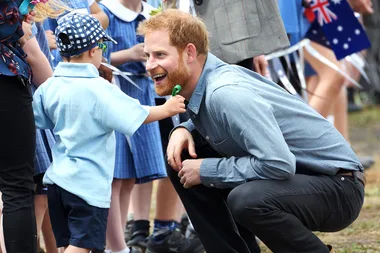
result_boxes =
[33,62,149,208]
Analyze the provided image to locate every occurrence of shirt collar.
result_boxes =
[187,53,226,115]
[53,62,100,78]
[100,0,154,22]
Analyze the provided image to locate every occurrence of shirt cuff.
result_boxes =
[199,158,221,188]
[169,120,195,137]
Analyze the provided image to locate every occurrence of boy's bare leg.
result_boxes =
[107,179,134,252]
[42,210,58,253]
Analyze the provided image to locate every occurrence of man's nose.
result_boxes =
[146,57,158,71]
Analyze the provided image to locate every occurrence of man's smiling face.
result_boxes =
[144,29,190,96]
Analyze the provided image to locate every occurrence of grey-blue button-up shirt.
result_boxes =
[178,53,363,188]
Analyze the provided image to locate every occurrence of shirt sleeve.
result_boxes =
[100,85,149,136]
[199,85,296,188]
[32,85,54,129]
[169,118,195,137]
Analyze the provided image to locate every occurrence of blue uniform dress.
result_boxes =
[100,0,166,183]
[33,22,56,180]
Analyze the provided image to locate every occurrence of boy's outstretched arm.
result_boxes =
[144,95,186,124]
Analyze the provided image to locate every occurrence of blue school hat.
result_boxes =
[55,13,117,57]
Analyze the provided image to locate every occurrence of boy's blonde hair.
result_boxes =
[137,9,209,55]
[34,0,71,22]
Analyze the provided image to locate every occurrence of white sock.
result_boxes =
[113,248,130,253]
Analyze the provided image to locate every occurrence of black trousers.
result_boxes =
[167,131,365,253]
[0,75,37,253]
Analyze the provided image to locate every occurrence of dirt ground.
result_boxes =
[259,106,380,252]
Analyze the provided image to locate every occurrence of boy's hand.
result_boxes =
[163,95,186,117]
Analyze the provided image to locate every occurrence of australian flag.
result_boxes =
[305,0,371,60]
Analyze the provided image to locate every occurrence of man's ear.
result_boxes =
[185,43,197,63]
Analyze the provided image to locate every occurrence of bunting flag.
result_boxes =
[305,0,371,60]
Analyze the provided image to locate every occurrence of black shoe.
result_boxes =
[127,230,149,251]
[129,246,145,253]
[124,220,135,243]
[146,229,204,253]
[180,214,190,235]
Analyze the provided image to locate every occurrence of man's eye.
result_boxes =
[156,53,164,57]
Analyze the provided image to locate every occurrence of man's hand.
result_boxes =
[178,159,204,188]
[45,30,57,50]
[253,55,269,77]
[167,128,197,171]
[348,0,373,14]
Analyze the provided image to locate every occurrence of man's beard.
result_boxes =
[155,56,190,96]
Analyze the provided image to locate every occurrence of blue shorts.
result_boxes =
[47,185,108,250]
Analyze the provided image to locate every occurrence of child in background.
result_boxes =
[99,1,168,252]
[32,13,186,253]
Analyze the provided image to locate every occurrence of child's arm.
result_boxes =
[144,95,186,124]
[90,1,109,29]
[110,43,146,67]
[23,36,53,86]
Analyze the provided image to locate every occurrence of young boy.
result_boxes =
[32,13,186,253]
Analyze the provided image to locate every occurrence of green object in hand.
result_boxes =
[172,85,182,96]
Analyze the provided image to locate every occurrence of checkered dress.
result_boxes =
[33,23,56,176]
[100,5,166,183]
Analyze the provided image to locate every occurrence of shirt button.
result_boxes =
[205,136,209,140]
[210,183,214,187]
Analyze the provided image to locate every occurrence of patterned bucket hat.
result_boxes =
[56,12,117,57]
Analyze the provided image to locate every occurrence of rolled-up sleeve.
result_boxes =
[199,85,296,188]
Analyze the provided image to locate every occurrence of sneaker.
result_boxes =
[146,229,204,253]
[180,214,190,235]
[124,220,135,243]
[127,229,149,251]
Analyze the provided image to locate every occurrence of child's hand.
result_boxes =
[19,21,32,48]
[129,43,146,62]
[164,95,186,116]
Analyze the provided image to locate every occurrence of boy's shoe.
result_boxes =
[127,230,149,251]
[180,214,190,235]
[146,229,204,253]
[124,220,135,243]
[129,246,144,253]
